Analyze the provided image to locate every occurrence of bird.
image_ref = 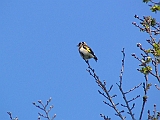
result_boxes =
[77,42,98,62]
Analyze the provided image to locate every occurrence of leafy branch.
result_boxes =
[132,15,160,83]
[143,0,160,12]
[132,4,160,119]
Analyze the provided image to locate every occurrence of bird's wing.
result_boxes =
[83,45,95,55]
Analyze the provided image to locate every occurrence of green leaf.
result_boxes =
[156,50,160,56]
[145,49,151,53]
[153,43,160,56]
[146,56,151,63]
[153,43,159,50]
[140,66,152,74]
[151,18,156,26]
[150,5,160,12]
[146,66,152,71]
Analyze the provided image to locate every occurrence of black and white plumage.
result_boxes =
[77,42,98,62]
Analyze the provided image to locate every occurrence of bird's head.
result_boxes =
[77,42,86,47]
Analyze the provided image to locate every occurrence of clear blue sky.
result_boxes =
[0,1,159,120]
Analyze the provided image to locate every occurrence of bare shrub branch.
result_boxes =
[7,112,18,120]
[33,97,56,120]
[85,60,125,120]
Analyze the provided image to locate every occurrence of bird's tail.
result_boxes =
[94,56,98,62]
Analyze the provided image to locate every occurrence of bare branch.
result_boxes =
[98,90,109,99]
[130,103,135,111]
[155,84,160,90]
[127,95,140,103]
[139,75,148,120]
[7,112,18,120]
[100,113,111,120]
[124,83,142,94]
[148,104,160,120]
[117,48,136,120]
[108,85,113,93]
[85,60,125,120]
[33,97,56,120]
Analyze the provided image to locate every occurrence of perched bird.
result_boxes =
[77,42,98,62]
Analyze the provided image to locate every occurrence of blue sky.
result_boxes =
[0,1,159,120]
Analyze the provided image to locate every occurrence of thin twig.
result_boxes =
[155,84,160,90]
[86,60,125,120]
[33,97,56,120]
[124,83,142,94]
[117,48,136,120]
[7,112,18,120]
[139,75,148,120]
